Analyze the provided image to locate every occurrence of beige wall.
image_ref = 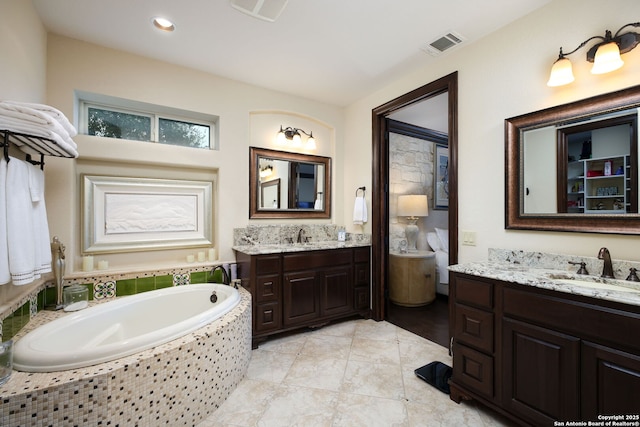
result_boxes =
[0,0,47,102]
[344,0,640,263]
[42,35,346,271]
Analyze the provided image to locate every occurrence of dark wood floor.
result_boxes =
[385,294,449,348]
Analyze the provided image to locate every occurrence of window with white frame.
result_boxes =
[78,92,217,149]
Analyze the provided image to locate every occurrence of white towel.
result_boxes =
[0,102,78,157]
[0,115,78,156]
[0,158,9,284]
[353,196,368,225]
[28,162,52,278]
[6,157,51,285]
[3,101,77,137]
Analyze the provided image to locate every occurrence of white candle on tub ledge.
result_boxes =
[197,251,206,262]
[186,254,195,263]
[97,260,109,270]
[208,248,216,262]
[82,255,94,272]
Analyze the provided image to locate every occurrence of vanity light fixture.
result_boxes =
[152,17,175,32]
[276,126,316,149]
[259,165,273,178]
[547,22,640,87]
[397,194,429,252]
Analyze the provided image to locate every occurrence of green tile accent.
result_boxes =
[44,287,57,307]
[116,279,136,296]
[3,302,29,341]
[209,269,223,283]
[190,271,208,284]
[84,283,95,301]
[155,274,174,289]
[137,277,155,293]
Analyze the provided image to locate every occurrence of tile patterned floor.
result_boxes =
[197,319,515,427]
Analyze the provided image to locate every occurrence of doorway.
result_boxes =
[371,72,458,344]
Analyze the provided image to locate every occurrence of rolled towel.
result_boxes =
[0,102,71,140]
[0,115,78,157]
[3,100,77,137]
[353,196,367,225]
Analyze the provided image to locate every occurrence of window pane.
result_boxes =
[158,118,210,149]
[88,107,151,141]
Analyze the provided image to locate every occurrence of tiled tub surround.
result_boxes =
[0,286,251,426]
[0,263,234,341]
[449,248,640,306]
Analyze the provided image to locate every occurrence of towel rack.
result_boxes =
[1,129,76,169]
[355,186,366,196]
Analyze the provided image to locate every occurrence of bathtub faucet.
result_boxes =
[210,265,230,286]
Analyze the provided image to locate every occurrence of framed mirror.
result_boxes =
[506,84,640,234]
[249,147,331,219]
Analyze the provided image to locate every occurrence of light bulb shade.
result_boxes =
[306,135,316,149]
[547,57,575,87]
[276,129,286,145]
[397,194,429,218]
[292,133,302,146]
[591,42,624,74]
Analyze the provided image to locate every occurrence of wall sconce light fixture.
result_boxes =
[259,165,273,178]
[547,22,640,87]
[276,126,316,149]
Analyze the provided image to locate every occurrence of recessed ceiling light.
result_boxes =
[152,17,175,32]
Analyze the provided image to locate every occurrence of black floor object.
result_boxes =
[414,361,452,394]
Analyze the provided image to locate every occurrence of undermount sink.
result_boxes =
[547,274,640,293]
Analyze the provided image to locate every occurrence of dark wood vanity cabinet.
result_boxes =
[236,246,370,347]
[449,272,640,426]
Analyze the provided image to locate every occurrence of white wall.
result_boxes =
[344,0,640,263]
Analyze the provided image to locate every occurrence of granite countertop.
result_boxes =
[449,261,640,307]
[232,240,371,255]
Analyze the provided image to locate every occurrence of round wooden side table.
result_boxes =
[389,250,436,306]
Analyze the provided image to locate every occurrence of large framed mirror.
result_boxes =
[506,84,640,234]
[249,147,331,219]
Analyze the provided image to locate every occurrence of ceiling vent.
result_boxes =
[229,0,289,22]
[422,31,465,56]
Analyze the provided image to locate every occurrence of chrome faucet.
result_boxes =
[210,265,230,285]
[597,247,615,278]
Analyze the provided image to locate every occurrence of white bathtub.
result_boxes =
[13,283,240,372]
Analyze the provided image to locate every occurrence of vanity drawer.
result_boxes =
[283,249,351,271]
[255,274,280,303]
[454,275,494,310]
[503,287,640,352]
[255,302,281,333]
[255,255,281,274]
[453,342,494,399]
[454,304,494,353]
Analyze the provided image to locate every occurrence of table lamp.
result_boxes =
[397,195,429,251]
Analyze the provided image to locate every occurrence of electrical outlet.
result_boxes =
[461,230,477,246]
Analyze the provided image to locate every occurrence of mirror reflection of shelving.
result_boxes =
[583,156,628,213]
[563,115,637,215]
[567,159,585,212]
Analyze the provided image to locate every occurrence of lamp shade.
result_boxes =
[547,57,575,87]
[591,41,624,74]
[397,195,429,218]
